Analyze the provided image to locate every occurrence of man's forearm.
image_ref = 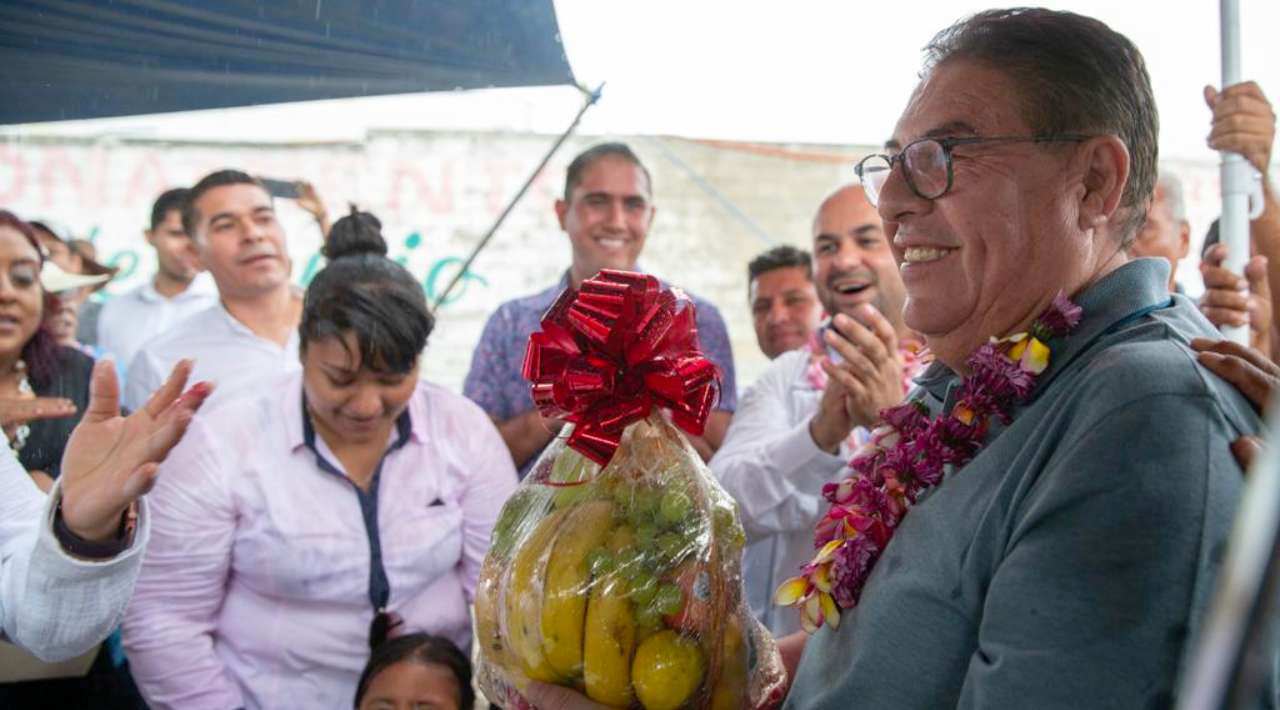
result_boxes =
[683,410,732,461]
[495,410,559,470]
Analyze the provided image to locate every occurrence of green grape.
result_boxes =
[653,582,684,616]
[633,486,661,519]
[713,504,746,549]
[616,546,646,580]
[550,447,597,485]
[587,548,615,577]
[635,605,664,638]
[658,489,694,527]
[612,480,634,509]
[656,532,687,565]
[551,483,593,510]
[629,571,659,607]
[488,488,541,558]
[635,522,659,547]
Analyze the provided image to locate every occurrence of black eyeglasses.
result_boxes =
[854,134,1095,207]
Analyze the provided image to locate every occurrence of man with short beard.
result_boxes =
[747,245,822,359]
[125,171,303,411]
[710,183,924,636]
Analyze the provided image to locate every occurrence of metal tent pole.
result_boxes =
[430,83,603,314]
[1218,0,1251,345]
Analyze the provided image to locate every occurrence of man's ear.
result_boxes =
[1178,221,1191,260]
[554,198,569,232]
[1074,135,1130,232]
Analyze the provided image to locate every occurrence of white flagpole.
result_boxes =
[1219,0,1250,345]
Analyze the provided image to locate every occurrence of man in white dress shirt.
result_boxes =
[98,188,217,373]
[710,183,924,635]
[125,171,305,412]
[1,359,209,661]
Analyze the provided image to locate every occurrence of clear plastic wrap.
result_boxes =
[476,414,786,709]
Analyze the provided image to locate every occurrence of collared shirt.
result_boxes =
[97,274,218,373]
[786,259,1269,709]
[123,371,518,710]
[710,341,925,636]
[123,297,299,413]
[1,451,151,663]
[463,271,738,475]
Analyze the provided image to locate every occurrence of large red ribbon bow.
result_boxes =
[521,270,721,466]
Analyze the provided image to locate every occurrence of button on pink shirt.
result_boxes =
[123,372,518,710]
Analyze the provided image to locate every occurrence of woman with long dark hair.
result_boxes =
[0,211,98,488]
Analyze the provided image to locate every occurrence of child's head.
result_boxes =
[354,633,474,710]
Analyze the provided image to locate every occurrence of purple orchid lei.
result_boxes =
[775,292,1083,633]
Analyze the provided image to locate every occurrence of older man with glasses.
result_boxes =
[773,9,1273,709]
[522,9,1273,710]
[528,11,1274,710]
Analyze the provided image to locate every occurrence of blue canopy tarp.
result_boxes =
[0,0,577,124]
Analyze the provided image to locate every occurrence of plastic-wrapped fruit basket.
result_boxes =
[474,270,784,709]
[476,417,785,710]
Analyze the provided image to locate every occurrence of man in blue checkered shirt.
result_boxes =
[463,142,737,476]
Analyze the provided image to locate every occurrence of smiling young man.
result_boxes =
[97,188,217,372]
[463,143,738,474]
[124,170,303,411]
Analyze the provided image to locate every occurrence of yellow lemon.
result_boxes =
[631,630,705,710]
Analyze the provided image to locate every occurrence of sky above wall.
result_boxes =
[6,0,1277,167]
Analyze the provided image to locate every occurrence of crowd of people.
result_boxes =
[2,6,1280,710]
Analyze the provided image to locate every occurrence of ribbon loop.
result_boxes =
[522,270,721,466]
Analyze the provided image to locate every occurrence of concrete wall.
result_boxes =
[0,131,1225,397]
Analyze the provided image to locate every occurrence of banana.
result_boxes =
[541,500,617,678]
[583,573,636,707]
[503,507,570,683]
[709,612,749,710]
[474,557,517,673]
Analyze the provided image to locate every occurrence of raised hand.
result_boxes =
[58,359,212,542]
[295,181,331,237]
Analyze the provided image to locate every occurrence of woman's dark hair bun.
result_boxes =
[323,205,386,260]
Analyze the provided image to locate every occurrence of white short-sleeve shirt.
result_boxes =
[97,275,218,373]
[123,300,299,412]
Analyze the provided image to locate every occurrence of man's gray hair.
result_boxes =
[1156,171,1187,224]
[922,8,1158,245]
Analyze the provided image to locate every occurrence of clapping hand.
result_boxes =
[809,306,905,452]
